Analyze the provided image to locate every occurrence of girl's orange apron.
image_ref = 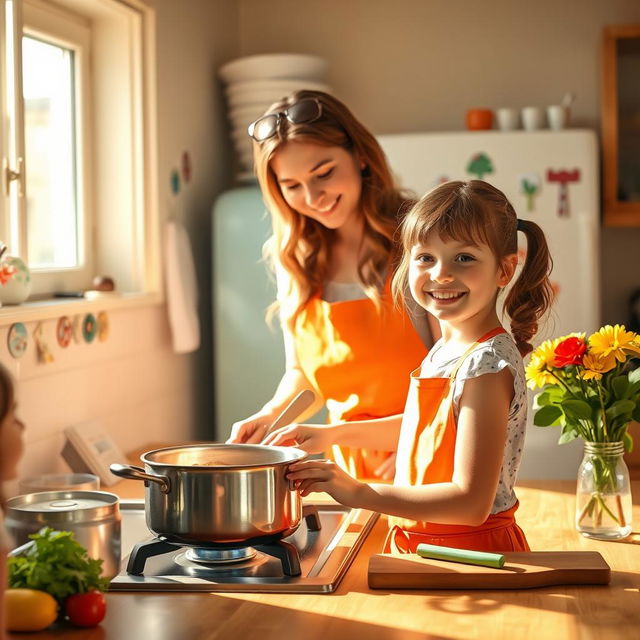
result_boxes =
[294,281,427,481]
[385,327,530,553]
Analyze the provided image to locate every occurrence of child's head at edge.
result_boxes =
[0,362,24,493]
[392,179,554,356]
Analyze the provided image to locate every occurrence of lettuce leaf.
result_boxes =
[8,527,110,603]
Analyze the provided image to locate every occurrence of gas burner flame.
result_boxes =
[184,546,257,565]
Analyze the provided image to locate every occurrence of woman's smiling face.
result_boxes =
[270,141,363,231]
[408,232,515,330]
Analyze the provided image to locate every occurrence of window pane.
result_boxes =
[22,35,79,269]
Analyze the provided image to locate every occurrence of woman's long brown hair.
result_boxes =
[392,180,554,356]
[252,90,412,327]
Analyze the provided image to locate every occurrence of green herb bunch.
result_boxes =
[8,527,110,604]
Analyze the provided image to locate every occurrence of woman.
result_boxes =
[227,90,438,481]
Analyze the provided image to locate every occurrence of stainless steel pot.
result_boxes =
[110,444,307,546]
[5,490,121,578]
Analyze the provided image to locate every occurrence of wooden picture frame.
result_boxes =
[602,25,640,226]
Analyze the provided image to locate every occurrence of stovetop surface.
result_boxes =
[109,500,378,593]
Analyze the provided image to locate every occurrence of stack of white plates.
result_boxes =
[218,54,331,179]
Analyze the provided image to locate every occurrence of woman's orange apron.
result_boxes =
[294,281,427,481]
[385,327,530,553]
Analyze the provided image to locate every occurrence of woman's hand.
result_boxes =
[372,452,397,481]
[226,413,274,444]
[262,423,338,454]
[286,459,365,506]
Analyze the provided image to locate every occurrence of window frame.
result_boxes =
[0,0,160,321]
[20,0,94,293]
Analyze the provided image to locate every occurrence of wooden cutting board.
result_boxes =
[368,551,611,590]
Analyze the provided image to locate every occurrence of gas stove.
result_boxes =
[109,500,378,593]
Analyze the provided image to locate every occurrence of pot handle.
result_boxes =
[110,464,171,494]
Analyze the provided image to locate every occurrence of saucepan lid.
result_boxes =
[6,490,120,524]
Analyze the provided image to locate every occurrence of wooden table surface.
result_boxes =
[9,449,640,640]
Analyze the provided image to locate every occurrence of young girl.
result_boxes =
[1,363,25,632]
[264,180,554,553]
[228,90,438,481]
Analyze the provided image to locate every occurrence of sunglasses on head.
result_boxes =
[247,97,323,142]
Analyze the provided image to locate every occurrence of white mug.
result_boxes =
[496,108,520,131]
[521,106,546,131]
[547,105,568,130]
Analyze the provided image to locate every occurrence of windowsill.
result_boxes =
[0,291,163,326]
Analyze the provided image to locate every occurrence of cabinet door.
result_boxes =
[602,25,640,226]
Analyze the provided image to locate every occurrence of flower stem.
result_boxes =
[596,381,610,441]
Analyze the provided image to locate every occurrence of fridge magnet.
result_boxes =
[170,169,180,195]
[7,322,28,359]
[97,311,109,342]
[519,174,541,212]
[56,316,73,348]
[466,153,494,179]
[181,151,192,184]
[547,168,581,217]
[34,322,54,364]
[71,314,83,343]
[82,313,98,343]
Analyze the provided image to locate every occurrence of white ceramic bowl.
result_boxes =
[219,54,328,84]
[227,98,273,114]
[229,105,269,125]
[225,79,331,101]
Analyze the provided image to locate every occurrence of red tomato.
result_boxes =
[64,591,107,627]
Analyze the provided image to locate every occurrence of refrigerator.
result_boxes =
[212,129,600,478]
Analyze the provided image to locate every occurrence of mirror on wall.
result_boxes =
[602,25,640,226]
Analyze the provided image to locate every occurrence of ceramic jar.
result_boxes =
[0,256,31,304]
[465,108,493,131]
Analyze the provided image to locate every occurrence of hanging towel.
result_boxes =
[164,220,200,353]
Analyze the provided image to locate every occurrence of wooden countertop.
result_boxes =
[9,446,640,640]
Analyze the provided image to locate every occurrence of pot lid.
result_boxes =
[6,490,119,524]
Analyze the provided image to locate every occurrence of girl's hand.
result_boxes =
[372,452,397,481]
[287,459,365,506]
[226,413,274,444]
[262,423,336,454]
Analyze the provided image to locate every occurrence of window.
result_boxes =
[0,0,159,302]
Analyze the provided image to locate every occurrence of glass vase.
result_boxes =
[576,441,632,540]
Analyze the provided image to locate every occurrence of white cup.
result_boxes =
[521,106,546,131]
[496,108,520,131]
[546,105,568,130]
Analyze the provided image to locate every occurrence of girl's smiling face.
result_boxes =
[270,141,364,233]
[409,232,516,331]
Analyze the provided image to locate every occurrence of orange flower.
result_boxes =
[0,264,16,285]
[581,352,617,381]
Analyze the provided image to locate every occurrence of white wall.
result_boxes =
[236,0,640,325]
[5,0,240,491]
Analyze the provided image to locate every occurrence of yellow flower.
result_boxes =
[525,353,557,389]
[530,337,561,369]
[581,352,617,381]
[589,325,638,363]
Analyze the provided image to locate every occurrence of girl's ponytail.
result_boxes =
[505,218,554,356]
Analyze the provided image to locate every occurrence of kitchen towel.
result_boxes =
[164,220,200,353]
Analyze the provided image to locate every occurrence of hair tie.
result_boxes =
[516,218,525,232]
